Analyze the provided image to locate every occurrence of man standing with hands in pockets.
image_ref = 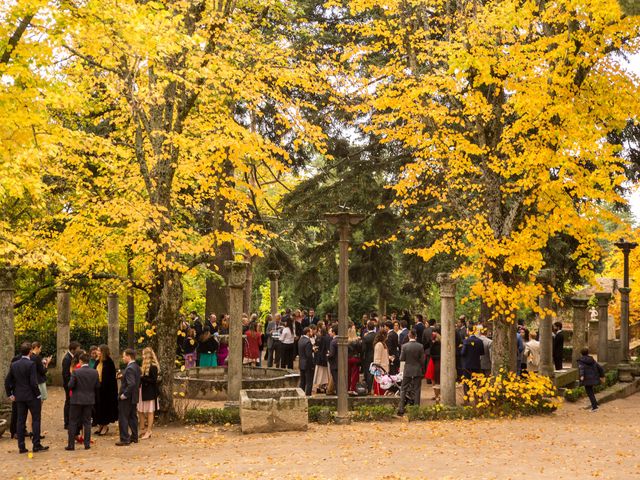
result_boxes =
[4,342,48,454]
[66,351,100,451]
[116,349,141,446]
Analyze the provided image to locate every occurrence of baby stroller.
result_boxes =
[369,363,403,396]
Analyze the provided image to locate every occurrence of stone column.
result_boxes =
[538,271,554,376]
[108,293,120,361]
[0,267,16,401]
[56,287,71,381]
[571,297,589,368]
[267,270,279,318]
[225,261,248,406]
[438,273,457,406]
[595,292,611,363]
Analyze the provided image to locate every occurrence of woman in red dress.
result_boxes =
[243,321,262,366]
[425,329,442,402]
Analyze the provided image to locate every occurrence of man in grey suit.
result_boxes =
[397,329,425,416]
[116,349,141,446]
[297,327,314,396]
[66,351,100,451]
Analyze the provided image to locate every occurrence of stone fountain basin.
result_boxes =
[175,366,300,401]
[240,387,308,434]
[0,418,6,438]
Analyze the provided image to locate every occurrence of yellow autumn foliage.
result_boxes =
[335,0,640,324]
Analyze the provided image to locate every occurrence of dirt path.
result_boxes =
[1,387,639,479]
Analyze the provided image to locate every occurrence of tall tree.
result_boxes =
[337,0,640,372]
[51,0,326,415]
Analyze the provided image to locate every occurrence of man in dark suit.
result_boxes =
[414,315,425,347]
[4,342,48,454]
[190,311,203,338]
[361,321,377,393]
[306,308,319,326]
[116,348,141,446]
[327,325,339,394]
[461,327,485,396]
[397,330,425,415]
[62,341,81,430]
[398,320,410,347]
[385,321,400,374]
[552,321,565,370]
[66,351,100,451]
[298,327,314,396]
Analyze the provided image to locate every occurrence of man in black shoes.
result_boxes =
[116,349,141,446]
[4,342,48,454]
[66,351,100,451]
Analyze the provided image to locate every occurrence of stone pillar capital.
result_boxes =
[570,297,589,309]
[595,292,612,306]
[437,273,457,298]
[225,261,248,288]
[267,270,280,281]
[619,287,631,295]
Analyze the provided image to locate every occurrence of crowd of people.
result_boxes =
[3,304,595,454]
[4,340,160,454]
[174,308,572,404]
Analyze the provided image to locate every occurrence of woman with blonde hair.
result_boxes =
[347,323,362,394]
[138,347,160,440]
[372,330,390,396]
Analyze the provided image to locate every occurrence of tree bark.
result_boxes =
[0,267,16,401]
[155,270,183,418]
[491,317,517,375]
[242,256,254,315]
[126,248,135,349]
[205,243,232,317]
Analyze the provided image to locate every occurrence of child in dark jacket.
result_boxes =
[577,347,604,411]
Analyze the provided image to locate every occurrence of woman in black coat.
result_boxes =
[578,347,604,411]
[138,347,160,439]
[94,344,119,435]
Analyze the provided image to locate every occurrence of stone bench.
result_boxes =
[240,388,308,434]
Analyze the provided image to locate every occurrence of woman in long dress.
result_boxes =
[373,330,389,396]
[347,324,362,393]
[138,347,160,440]
[94,344,119,436]
[313,327,330,393]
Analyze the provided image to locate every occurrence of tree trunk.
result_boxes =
[377,286,387,317]
[491,317,517,375]
[243,256,254,315]
[0,266,16,401]
[205,243,232,317]
[126,249,135,349]
[155,270,183,418]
